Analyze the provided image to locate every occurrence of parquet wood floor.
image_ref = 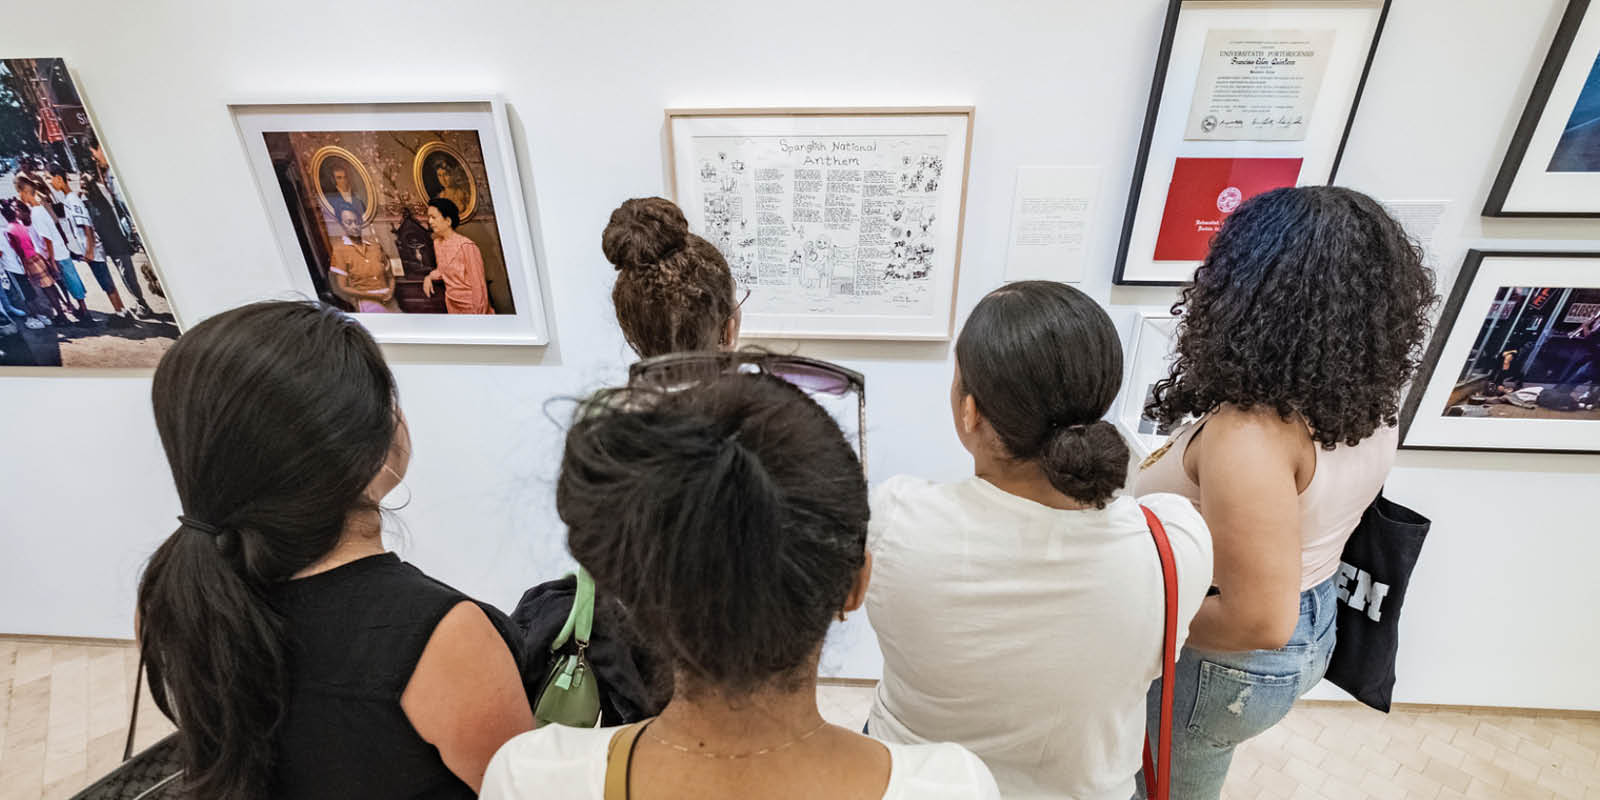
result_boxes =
[4,638,1596,799]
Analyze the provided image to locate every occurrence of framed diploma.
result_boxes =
[666,107,974,341]
[1401,250,1600,454]
[1113,0,1392,285]
[1485,0,1600,216]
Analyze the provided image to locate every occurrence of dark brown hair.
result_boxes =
[1147,186,1437,448]
[138,301,397,800]
[956,281,1128,508]
[601,197,736,357]
[557,373,867,697]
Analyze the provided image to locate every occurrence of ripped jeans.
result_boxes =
[1139,576,1338,800]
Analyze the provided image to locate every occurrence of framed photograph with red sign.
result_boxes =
[1113,0,1393,285]
[1401,251,1600,454]
[0,58,179,368]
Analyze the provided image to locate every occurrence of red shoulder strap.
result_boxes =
[1140,504,1179,800]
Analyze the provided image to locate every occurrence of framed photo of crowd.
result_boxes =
[0,57,180,368]
[231,98,549,346]
[1401,251,1600,454]
[1485,0,1600,216]
[1113,0,1392,285]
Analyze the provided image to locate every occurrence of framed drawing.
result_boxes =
[1116,312,1183,458]
[1113,0,1393,285]
[0,57,181,368]
[1485,0,1600,216]
[667,107,974,340]
[1401,250,1600,454]
[231,98,548,346]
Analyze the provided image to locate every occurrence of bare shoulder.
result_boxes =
[1198,405,1308,457]
[1194,404,1315,488]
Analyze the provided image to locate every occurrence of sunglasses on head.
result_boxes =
[627,350,867,471]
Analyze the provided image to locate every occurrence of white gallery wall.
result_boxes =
[1,0,1596,708]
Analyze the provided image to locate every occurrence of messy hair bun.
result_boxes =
[602,197,690,270]
[558,373,869,697]
[955,281,1129,508]
[600,197,736,357]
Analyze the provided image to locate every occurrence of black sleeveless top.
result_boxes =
[268,553,518,799]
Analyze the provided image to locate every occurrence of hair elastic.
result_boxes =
[177,515,222,536]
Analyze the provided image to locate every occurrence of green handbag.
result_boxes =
[533,568,602,727]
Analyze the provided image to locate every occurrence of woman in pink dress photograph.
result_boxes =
[423,198,491,314]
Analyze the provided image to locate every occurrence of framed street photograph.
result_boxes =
[1401,250,1600,454]
[667,107,974,341]
[231,98,548,346]
[1485,0,1600,216]
[0,58,179,368]
[1116,311,1182,459]
[1113,0,1392,285]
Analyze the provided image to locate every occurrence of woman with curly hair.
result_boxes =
[601,197,742,357]
[1134,186,1436,799]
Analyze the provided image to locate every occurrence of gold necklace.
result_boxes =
[643,719,829,760]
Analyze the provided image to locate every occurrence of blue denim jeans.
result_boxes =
[1138,576,1338,800]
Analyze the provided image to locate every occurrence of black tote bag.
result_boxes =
[1324,493,1431,712]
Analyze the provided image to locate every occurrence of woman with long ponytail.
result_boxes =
[137,300,532,798]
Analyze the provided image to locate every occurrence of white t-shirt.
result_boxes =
[28,206,68,261]
[481,723,1001,800]
[63,193,100,261]
[865,477,1214,800]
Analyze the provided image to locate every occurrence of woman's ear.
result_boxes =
[721,308,742,351]
[843,551,873,614]
[961,393,982,436]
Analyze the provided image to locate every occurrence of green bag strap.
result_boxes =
[550,567,596,652]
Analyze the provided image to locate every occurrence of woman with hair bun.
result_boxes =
[865,281,1214,800]
[484,366,999,799]
[601,197,742,356]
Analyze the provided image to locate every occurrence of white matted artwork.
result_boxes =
[667,107,974,340]
[1401,251,1600,454]
[1114,0,1390,285]
[1117,312,1182,458]
[231,98,548,345]
[1485,0,1600,216]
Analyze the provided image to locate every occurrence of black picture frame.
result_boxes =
[1400,248,1600,455]
[1483,0,1599,217]
[1112,0,1395,286]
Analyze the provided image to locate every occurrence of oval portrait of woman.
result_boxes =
[413,142,477,223]
[310,145,377,226]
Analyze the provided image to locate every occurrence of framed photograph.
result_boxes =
[231,98,548,346]
[1113,0,1393,285]
[667,107,974,341]
[1401,250,1600,454]
[0,58,180,368]
[1485,0,1600,216]
[1116,312,1183,458]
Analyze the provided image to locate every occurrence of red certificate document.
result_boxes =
[1153,157,1303,261]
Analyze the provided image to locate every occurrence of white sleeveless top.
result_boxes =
[1132,417,1398,590]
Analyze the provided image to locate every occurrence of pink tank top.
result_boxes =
[1133,416,1399,590]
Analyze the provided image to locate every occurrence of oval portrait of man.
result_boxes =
[310,146,376,226]
[413,141,477,222]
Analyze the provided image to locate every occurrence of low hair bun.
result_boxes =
[1039,420,1129,509]
[603,197,691,271]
